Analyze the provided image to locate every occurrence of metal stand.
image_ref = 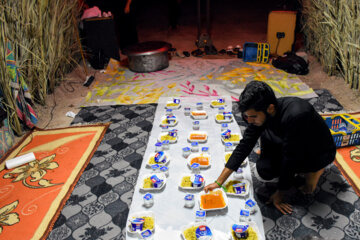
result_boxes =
[196,0,213,48]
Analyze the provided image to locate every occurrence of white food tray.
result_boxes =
[228,221,264,240]
[140,173,167,192]
[215,113,234,123]
[190,110,208,120]
[178,174,205,190]
[160,116,178,127]
[223,179,250,197]
[146,152,170,167]
[127,211,155,236]
[210,100,227,108]
[224,153,248,167]
[221,133,241,145]
[187,153,211,169]
[198,188,228,211]
[187,131,208,143]
[180,222,210,240]
[165,101,181,109]
[158,132,178,143]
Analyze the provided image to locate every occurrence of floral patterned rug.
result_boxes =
[0,124,108,239]
[82,58,317,106]
[46,89,360,240]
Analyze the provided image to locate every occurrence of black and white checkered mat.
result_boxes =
[48,90,360,240]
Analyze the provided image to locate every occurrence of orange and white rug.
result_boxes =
[333,112,360,196]
[0,124,108,239]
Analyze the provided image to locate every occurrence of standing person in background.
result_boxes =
[114,0,138,51]
[168,0,182,30]
[204,81,336,214]
[84,0,138,50]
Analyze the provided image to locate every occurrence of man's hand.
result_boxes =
[266,190,292,214]
[203,182,219,193]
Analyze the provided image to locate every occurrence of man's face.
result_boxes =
[242,109,267,126]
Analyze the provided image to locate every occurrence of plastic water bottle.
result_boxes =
[155,142,162,152]
[184,107,191,116]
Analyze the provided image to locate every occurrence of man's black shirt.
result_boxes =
[226,97,336,190]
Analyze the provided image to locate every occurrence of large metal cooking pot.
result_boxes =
[123,41,171,73]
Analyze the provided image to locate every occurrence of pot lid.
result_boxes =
[123,41,172,56]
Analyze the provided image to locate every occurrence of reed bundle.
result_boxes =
[302,0,360,90]
[0,0,80,134]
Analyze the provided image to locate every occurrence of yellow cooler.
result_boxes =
[267,11,297,56]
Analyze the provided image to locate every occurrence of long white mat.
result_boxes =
[126,96,265,239]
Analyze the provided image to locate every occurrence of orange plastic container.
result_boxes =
[267,11,297,56]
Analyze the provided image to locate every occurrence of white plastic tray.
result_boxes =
[199,188,228,211]
[223,179,250,198]
[188,131,208,143]
[190,110,208,120]
[187,153,211,169]
[160,116,178,127]
[215,113,234,123]
[158,132,178,143]
[210,100,227,108]
[224,152,232,164]
[140,173,167,192]
[146,152,170,167]
[228,221,264,240]
[127,211,155,236]
[165,101,181,109]
[180,222,210,240]
[221,133,241,145]
[178,174,205,190]
[224,153,248,167]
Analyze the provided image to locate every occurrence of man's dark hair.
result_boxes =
[238,81,277,113]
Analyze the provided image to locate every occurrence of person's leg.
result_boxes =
[299,168,324,194]
[255,131,282,181]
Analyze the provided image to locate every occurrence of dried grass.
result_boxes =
[302,0,360,90]
[0,0,80,134]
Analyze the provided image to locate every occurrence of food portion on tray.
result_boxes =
[230,222,260,240]
[158,129,178,143]
[127,211,155,239]
[188,153,211,168]
[223,179,250,197]
[160,115,178,127]
[210,98,226,108]
[165,98,181,109]
[191,110,208,120]
[141,173,167,191]
[215,111,234,123]
[179,174,205,190]
[181,222,213,240]
[147,151,170,167]
[221,129,241,145]
[188,131,208,142]
[199,189,228,211]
